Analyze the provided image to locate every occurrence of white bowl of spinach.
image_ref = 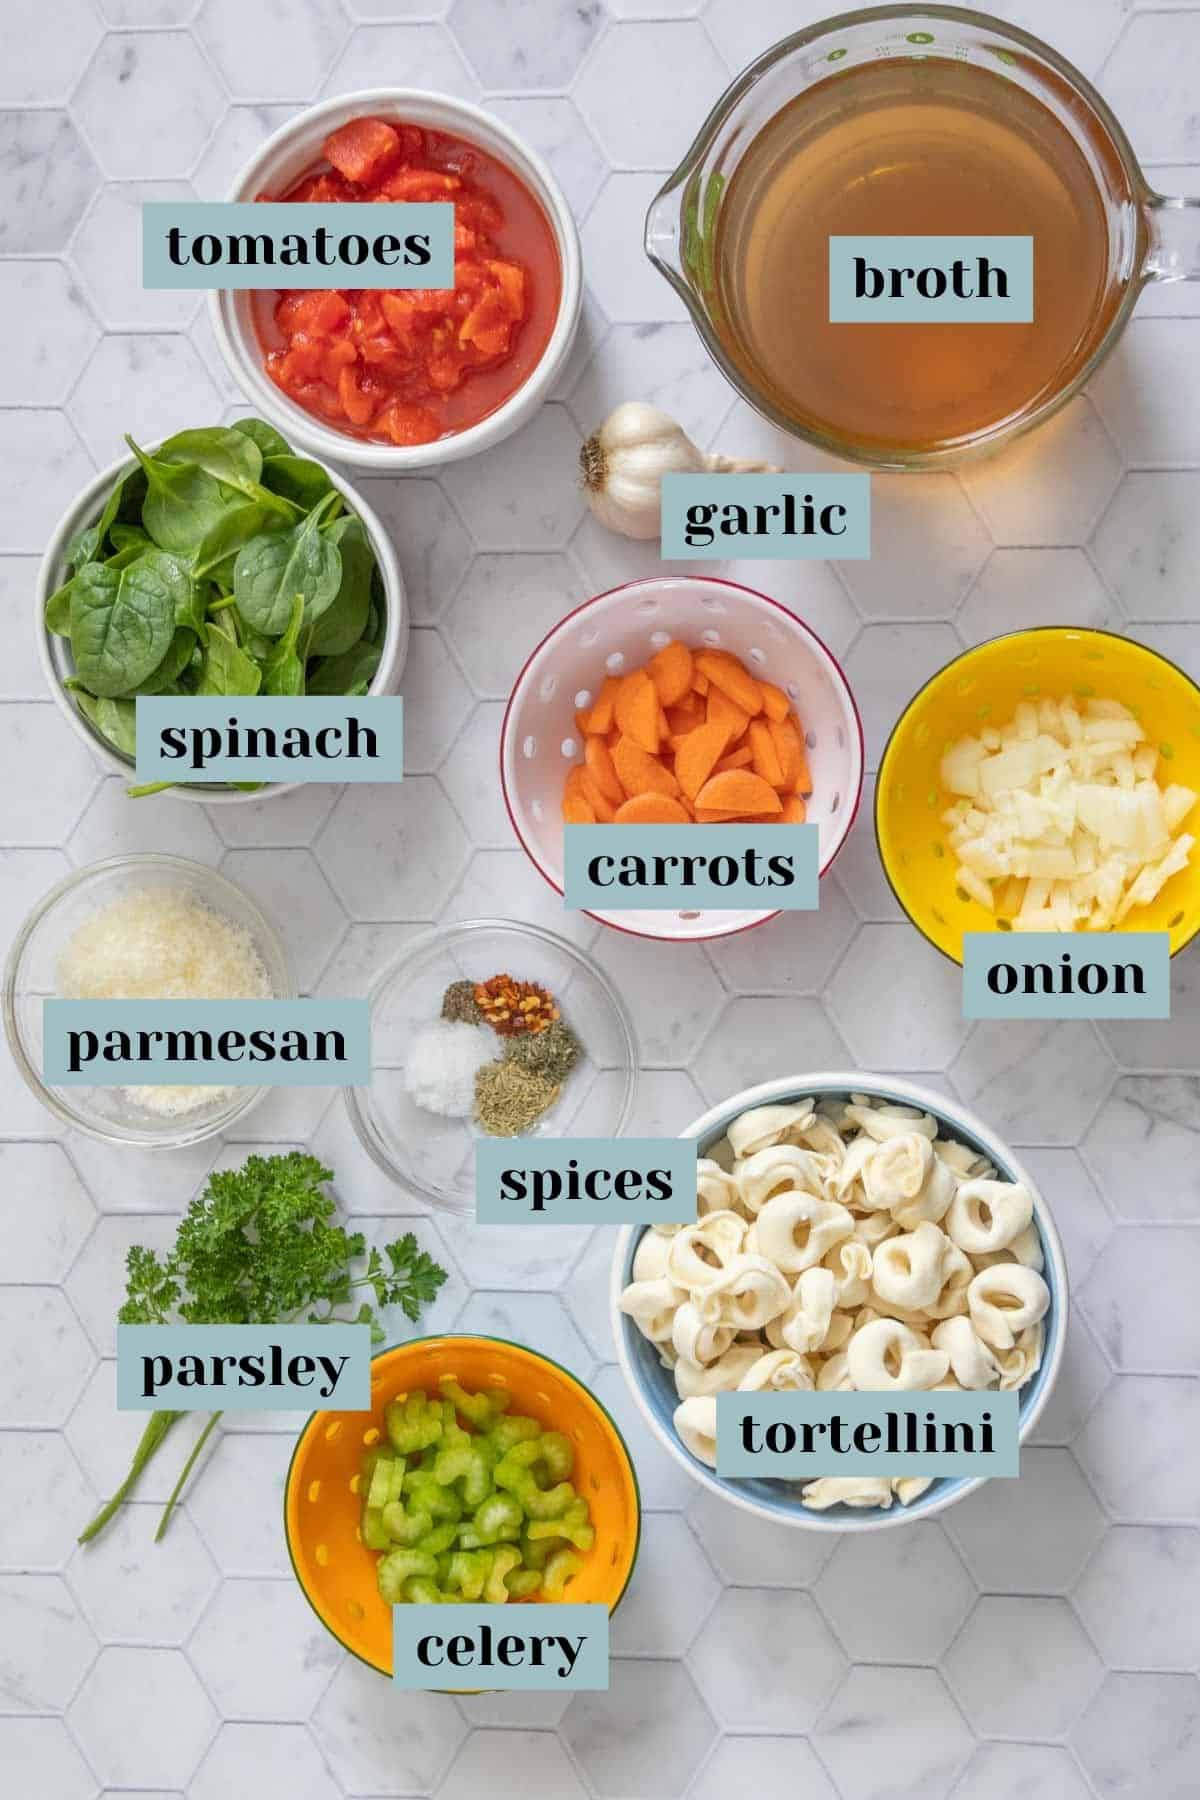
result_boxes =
[37,417,407,801]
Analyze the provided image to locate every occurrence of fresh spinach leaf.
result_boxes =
[128,626,196,696]
[72,691,138,760]
[127,437,233,559]
[260,454,334,511]
[109,523,152,554]
[262,594,306,697]
[69,554,178,698]
[229,417,291,459]
[196,616,262,696]
[233,491,342,637]
[307,638,381,695]
[309,515,375,656]
[192,501,289,587]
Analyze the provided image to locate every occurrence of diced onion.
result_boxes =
[939,697,1195,932]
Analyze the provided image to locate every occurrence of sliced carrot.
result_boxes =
[563,793,595,824]
[714,745,754,773]
[614,793,691,825]
[613,735,680,799]
[665,695,705,734]
[749,718,786,789]
[692,671,709,696]
[585,736,624,808]
[585,676,620,736]
[574,709,592,738]
[758,679,790,723]
[780,794,807,823]
[564,765,589,801]
[793,734,813,796]
[674,719,729,801]
[706,685,750,751]
[579,770,617,823]
[768,716,801,791]
[694,807,744,822]
[694,769,783,815]
[695,649,764,716]
[613,669,660,754]
[646,639,694,707]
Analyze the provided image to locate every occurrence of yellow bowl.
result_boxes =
[876,627,1200,963]
[284,1335,642,1678]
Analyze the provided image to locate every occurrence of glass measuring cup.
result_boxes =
[645,3,1199,469]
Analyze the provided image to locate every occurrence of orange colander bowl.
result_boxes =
[284,1334,642,1677]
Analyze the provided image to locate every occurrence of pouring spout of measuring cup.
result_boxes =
[644,175,692,305]
[1144,191,1200,285]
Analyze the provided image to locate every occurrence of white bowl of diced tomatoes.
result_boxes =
[209,92,582,469]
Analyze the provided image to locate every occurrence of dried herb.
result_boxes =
[503,1019,581,1084]
[474,973,560,1037]
[441,978,482,1025]
[475,1060,560,1135]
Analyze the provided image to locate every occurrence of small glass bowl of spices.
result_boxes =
[345,919,638,1213]
[3,854,293,1147]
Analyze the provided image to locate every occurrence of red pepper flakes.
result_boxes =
[473,974,560,1037]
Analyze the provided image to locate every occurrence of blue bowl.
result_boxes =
[610,1073,1068,1531]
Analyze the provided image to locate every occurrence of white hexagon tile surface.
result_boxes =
[1,3,1199,1797]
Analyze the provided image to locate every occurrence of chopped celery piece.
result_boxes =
[403,1575,443,1605]
[440,1375,510,1428]
[361,1506,391,1551]
[473,1491,524,1544]
[487,1415,543,1453]
[378,1547,438,1603]
[542,1547,582,1600]
[486,1545,522,1604]
[382,1500,433,1547]
[506,1567,543,1599]
[385,1393,444,1455]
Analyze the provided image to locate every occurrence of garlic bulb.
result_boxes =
[580,401,779,539]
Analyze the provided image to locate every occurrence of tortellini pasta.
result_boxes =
[621,1094,1052,1512]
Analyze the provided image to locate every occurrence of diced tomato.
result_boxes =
[454,223,477,254]
[320,338,357,385]
[376,401,441,446]
[337,364,375,425]
[487,260,526,320]
[279,289,350,336]
[323,117,404,187]
[460,289,512,357]
[380,167,462,203]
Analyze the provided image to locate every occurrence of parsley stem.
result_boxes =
[155,1411,223,1542]
[77,1409,182,1544]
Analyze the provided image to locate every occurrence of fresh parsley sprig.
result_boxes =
[80,1152,448,1546]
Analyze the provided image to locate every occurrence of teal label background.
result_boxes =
[563,823,819,911]
[393,1604,609,1690]
[829,235,1034,321]
[135,696,403,783]
[43,999,370,1086]
[963,931,1169,1018]
[143,202,454,288]
[117,1323,371,1410]
[660,473,870,559]
[716,1391,1020,1478]
[475,1137,698,1224]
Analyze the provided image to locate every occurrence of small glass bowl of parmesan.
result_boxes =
[3,853,293,1147]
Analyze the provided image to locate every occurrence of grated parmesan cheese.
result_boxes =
[57,886,272,1118]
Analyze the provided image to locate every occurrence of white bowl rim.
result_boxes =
[35,439,407,804]
[499,574,867,943]
[207,87,583,470]
[2,850,295,1148]
[342,914,641,1214]
[609,1070,1070,1532]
